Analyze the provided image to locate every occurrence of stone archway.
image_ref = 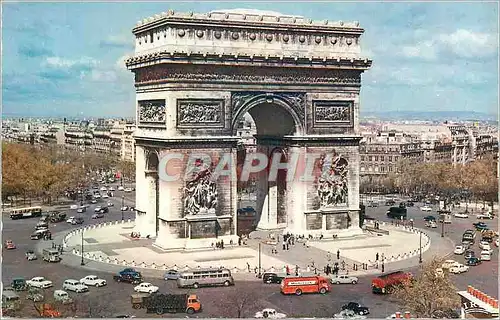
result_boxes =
[127,9,371,249]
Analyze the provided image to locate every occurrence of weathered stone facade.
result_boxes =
[127,9,371,249]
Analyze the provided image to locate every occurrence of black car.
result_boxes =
[99,207,109,214]
[262,272,284,284]
[466,257,481,266]
[113,273,142,284]
[406,201,415,207]
[424,215,436,222]
[341,302,370,315]
[385,200,396,206]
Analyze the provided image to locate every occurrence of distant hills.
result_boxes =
[361,110,497,122]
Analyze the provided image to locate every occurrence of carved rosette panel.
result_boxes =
[176,99,224,128]
[316,154,348,208]
[231,92,305,127]
[313,100,353,128]
[138,100,166,124]
[182,163,218,217]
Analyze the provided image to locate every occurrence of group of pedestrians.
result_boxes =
[212,239,225,249]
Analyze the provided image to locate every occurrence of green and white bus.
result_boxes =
[176,268,234,289]
[8,206,43,220]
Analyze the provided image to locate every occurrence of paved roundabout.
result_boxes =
[3,196,496,318]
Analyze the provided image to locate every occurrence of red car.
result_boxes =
[5,240,16,250]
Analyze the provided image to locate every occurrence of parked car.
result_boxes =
[454,212,469,218]
[27,277,53,289]
[255,309,287,319]
[453,245,466,255]
[26,250,38,261]
[133,282,159,293]
[331,275,359,285]
[54,290,73,304]
[92,213,105,219]
[424,215,436,221]
[466,257,482,266]
[449,264,469,274]
[480,250,491,261]
[163,269,180,280]
[421,206,432,212]
[80,275,107,287]
[479,241,492,251]
[5,240,16,250]
[341,302,370,315]
[495,239,499,247]
[477,213,493,220]
[118,186,125,191]
[62,279,89,293]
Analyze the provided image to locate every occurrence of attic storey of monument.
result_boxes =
[127,9,371,250]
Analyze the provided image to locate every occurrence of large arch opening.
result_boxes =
[234,100,300,234]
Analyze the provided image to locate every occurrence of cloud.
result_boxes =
[90,70,118,82]
[99,34,134,48]
[400,29,497,60]
[18,44,53,58]
[44,56,98,69]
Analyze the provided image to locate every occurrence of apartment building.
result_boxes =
[121,122,136,162]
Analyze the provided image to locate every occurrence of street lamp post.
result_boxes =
[80,229,85,266]
[258,242,262,278]
[419,231,423,264]
[441,219,445,237]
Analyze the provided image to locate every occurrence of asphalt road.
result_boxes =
[3,194,497,318]
[365,202,499,297]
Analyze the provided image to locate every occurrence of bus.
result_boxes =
[280,276,330,295]
[176,268,234,289]
[8,206,43,220]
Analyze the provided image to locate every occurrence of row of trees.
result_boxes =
[2,143,135,205]
[361,156,498,206]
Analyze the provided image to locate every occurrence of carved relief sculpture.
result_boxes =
[182,162,218,216]
[317,155,348,207]
[177,99,224,127]
[138,100,166,123]
[313,100,353,127]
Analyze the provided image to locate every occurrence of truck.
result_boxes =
[371,271,413,294]
[42,248,61,263]
[280,275,330,295]
[131,293,202,315]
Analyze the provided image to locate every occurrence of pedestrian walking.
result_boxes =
[220,239,224,249]
[247,262,250,272]
[327,251,332,262]
[282,240,286,250]
[337,249,340,259]
[376,252,379,261]
[286,265,290,276]
[286,242,289,250]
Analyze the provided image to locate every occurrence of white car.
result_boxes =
[94,194,101,199]
[80,275,107,287]
[479,241,492,251]
[108,187,115,191]
[441,260,459,270]
[63,279,89,293]
[421,206,432,212]
[100,187,107,191]
[495,239,499,247]
[425,221,437,228]
[454,245,466,255]
[124,188,133,193]
[102,194,109,199]
[117,186,125,191]
[255,309,287,319]
[330,275,358,284]
[449,264,469,274]
[134,282,159,293]
[121,206,129,211]
[70,204,79,210]
[107,202,114,207]
[27,277,53,289]
[477,213,493,220]
[454,212,469,218]
[94,206,102,212]
[91,199,98,204]
[67,216,75,223]
[334,310,367,319]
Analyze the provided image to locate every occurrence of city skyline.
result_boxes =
[3,2,499,118]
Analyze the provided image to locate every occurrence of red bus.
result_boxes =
[372,271,412,294]
[280,276,330,295]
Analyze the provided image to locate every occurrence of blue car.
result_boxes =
[120,268,141,277]
[163,269,180,280]
[473,222,488,231]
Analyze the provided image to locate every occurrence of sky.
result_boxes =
[2,1,499,118]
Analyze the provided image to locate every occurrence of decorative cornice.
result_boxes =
[126,51,372,70]
[134,10,363,34]
[255,135,362,147]
[135,136,240,149]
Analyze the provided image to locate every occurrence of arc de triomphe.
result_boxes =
[125,9,372,250]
